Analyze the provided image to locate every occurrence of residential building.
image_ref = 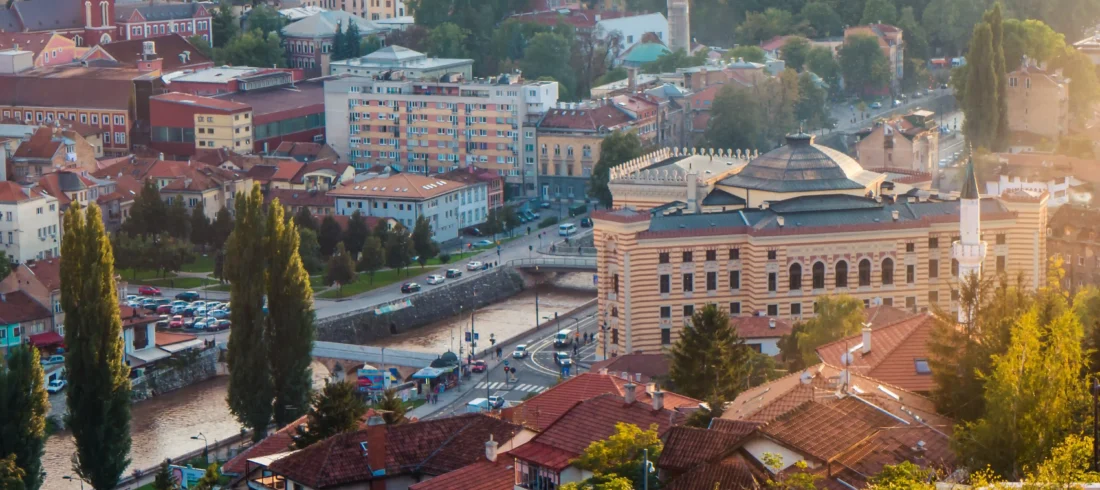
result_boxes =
[439,166,503,211]
[93,157,253,219]
[329,172,478,240]
[985,153,1093,208]
[272,141,341,162]
[94,174,141,232]
[166,66,304,96]
[323,75,531,180]
[119,304,165,368]
[281,11,385,77]
[1006,60,1070,139]
[10,125,101,184]
[586,353,669,383]
[0,33,79,68]
[1048,205,1100,291]
[507,9,668,54]
[731,317,792,356]
[149,92,255,158]
[0,0,211,47]
[535,95,659,202]
[0,181,60,263]
[246,159,353,191]
[591,137,1048,358]
[844,24,903,93]
[329,45,474,80]
[82,34,214,72]
[214,77,330,154]
[0,290,53,357]
[264,188,335,216]
[32,170,114,214]
[854,110,940,173]
[815,313,937,393]
[297,0,403,21]
[0,258,63,341]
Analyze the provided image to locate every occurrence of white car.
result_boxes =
[466,261,484,271]
[426,275,445,285]
[46,379,67,394]
[512,344,528,359]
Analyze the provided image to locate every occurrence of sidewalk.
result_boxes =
[406,355,510,420]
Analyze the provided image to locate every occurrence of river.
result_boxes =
[39,272,595,490]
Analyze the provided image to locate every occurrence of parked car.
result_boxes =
[156,299,172,306]
[892,99,902,107]
[183,317,196,328]
[126,300,141,308]
[181,308,195,318]
[40,355,65,365]
[539,201,551,209]
[168,315,184,328]
[214,319,232,331]
[466,227,483,237]
[156,305,173,314]
[190,300,206,309]
[142,298,158,309]
[155,317,170,329]
[193,319,209,330]
[175,291,200,301]
[580,217,593,228]
[426,275,445,285]
[46,379,67,394]
[445,268,463,279]
[138,286,161,296]
[210,309,229,319]
[170,305,187,315]
[512,344,528,359]
[489,395,505,409]
[470,360,487,373]
[400,282,422,293]
[466,261,484,271]
[126,294,139,302]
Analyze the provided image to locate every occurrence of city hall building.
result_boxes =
[592,134,1048,358]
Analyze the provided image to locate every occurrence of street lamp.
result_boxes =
[533,265,540,329]
[191,432,209,464]
[63,476,84,490]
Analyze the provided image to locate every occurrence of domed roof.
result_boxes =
[718,133,883,193]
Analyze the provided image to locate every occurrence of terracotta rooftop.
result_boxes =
[730,316,793,339]
[154,331,196,345]
[510,372,700,431]
[537,103,633,132]
[222,414,308,475]
[658,425,757,474]
[13,126,62,160]
[0,32,64,58]
[407,455,515,490]
[273,141,340,162]
[98,34,213,72]
[815,313,937,393]
[665,450,769,490]
[293,160,349,183]
[588,353,669,383]
[0,290,51,324]
[33,170,97,208]
[0,181,37,202]
[762,397,900,462]
[265,188,334,208]
[0,72,135,111]
[23,258,61,290]
[328,173,468,200]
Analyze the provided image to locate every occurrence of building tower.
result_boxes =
[667,0,690,54]
[952,155,987,324]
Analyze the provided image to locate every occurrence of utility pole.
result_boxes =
[534,265,540,329]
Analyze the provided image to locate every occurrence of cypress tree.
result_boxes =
[963,23,999,150]
[265,200,315,427]
[318,216,343,258]
[985,4,1009,152]
[331,23,347,61]
[345,22,361,58]
[0,346,48,490]
[225,185,272,442]
[62,203,131,490]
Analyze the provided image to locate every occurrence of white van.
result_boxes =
[554,328,574,348]
[558,223,577,236]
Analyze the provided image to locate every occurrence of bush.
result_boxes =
[568,203,588,216]
[438,253,451,264]
[538,216,559,228]
[45,415,62,435]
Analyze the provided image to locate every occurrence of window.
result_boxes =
[812,262,825,289]
[612,273,619,293]
[915,359,932,374]
[929,290,939,303]
[706,271,717,291]
[729,248,740,260]
[661,328,671,345]
[881,258,894,285]
[682,273,693,292]
[729,302,741,315]
[907,264,915,284]
[705,250,716,261]
[951,258,959,277]
[928,237,939,248]
[658,252,669,264]
[660,306,671,318]
[767,250,777,260]
[835,261,848,288]
[659,274,670,294]
[858,259,872,286]
[929,259,939,278]
[612,328,618,345]
[683,305,694,317]
[997,255,1006,273]
[789,263,802,290]
[768,272,777,292]
[996,233,1006,245]
[729,270,740,289]
[906,243,915,252]
[767,304,778,316]
[906,296,917,310]
[791,302,802,315]
[682,251,693,262]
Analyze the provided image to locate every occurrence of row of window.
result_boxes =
[653,237,1009,265]
[2,110,124,128]
[541,144,593,158]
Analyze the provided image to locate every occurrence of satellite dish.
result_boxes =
[840,352,855,367]
[799,370,813,385]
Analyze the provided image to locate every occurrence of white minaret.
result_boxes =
[667,0,690,54]
[952,156,986,324]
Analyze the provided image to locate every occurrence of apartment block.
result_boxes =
[1006,61,1070,139]
[150,92,253,156]
[328,171,484,241]
[0,181,61,263]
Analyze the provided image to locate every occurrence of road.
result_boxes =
[425,304,601,419]
[827,87,957,133]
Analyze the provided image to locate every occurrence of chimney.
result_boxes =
[651,388,664,411]
[892,209,900,221]
[599,367,608,375]
[366,415,387,476]
[776,216,785,227]
[861,326,873,354]
[157,152,165,161]
[768,318,776,329]
[623,382,636,404]
[485,435,499,463]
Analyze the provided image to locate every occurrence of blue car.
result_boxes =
[210,309,229,319]
[192,320,208,330]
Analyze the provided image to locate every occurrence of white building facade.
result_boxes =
[598,13,669,53]
[0,183,60,263]
[329,173,484,241]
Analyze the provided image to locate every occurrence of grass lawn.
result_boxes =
[427,251,476,266]
[118,268,177,282]
[317,266,439,299]
[181,255,215,273]
[145,276,218,289]
[209,283,231,292]
[310,275,327,289]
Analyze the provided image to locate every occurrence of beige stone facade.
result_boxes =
[1006,63,1069,138]
[854,111,939,173]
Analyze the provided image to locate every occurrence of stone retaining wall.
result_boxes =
[316,266,526,345]
[132,347,218,397]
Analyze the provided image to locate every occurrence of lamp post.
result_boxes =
[191,432,209,464]
[63,476,84,490]
[533,265,540,329]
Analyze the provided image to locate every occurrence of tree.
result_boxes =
[325,242,357,291]
[246,4,284,37]
[866,462,936,490]
[192,465,219,490]
[211,2,239,49]
[796,71,830,129]
[332,23,348,61]
[265,201,315,428]
[806,46,840,90]
[360,36,382,56]
[377,388,407,425]
[961,23,1000,151]
[151,461,178,490]
[372,219,391,249]
[318,216,343,258]
[780,295,864,369]
[0,251,11,281]
[123,181,167,237]
[589,131,643,208]
[780,36,811,72]
[408,0,451,28]
[839,34,891,96]
[166,195,190,240]
[294,381,367,449]
[860,0,897,25]
[62,203,131,490]
[668,304,753,403]
[297,228,324,275]
[800,1,843,37]
[357,237,384,283]
[736,8,796,45]
[0,346,48,490]
[225,186,273,442]
[762,454,820,489]
[571,423,662,490]
[1002,19,1065,70]
[189,202,210,249]
[521,33,576,100]
[705,85,764,151]
[411,216,438,268]
[641,49,709,74]
[922,0,985,56]
[426,22,469,59]
[216,29,285,68]
[726,45,766,63]
[898,6,931,92]
[344,211,370,259]
[985,4,1010,151]
[0,455,25,490]
[343,22,362,59]
[188,35,213,59]
[1052,46,1100,126]
[294,207,318,232]
[211,207,233,250]
[385,230,414,274]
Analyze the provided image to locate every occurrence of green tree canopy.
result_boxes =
[780,295,864,369]
[961,22,1001,151]
[294,207,318,232]
[357,236,385,283]
[411,216,438,267]
[806,46,840,90]
[668,304,754,402]
[297,228,324,275]
[246,4,284,37]
[152,461,178,490]
[211,2,239,49]
[0,346,48,490]
[294,381,367,448]
[378,388,408,425]
[318,215,343,257]
[800,1,843,37]
[781,36,811,72]
[344,211,370,259]
[521,32,576,100]
[726,45,766,63]
[325,242,357,291]
[0,455,25,490]
[215,29,285,68]
[571,423,662,490]
[838,33,891,96]
[588,131,643,208]
[859,0,897,25]
[641,48,709,74]
[736,8,795,45]
[426,22,470,59]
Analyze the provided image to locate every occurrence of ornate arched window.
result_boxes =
[99,33,111,44]
[789,263,802,290]
[812,262,825,289]
[567,146,574,157]
[554,144,560,156]
[835,261,848,288]
[881,258,894,285]
[99,1,109,27]
[540,144,547,155]
[583,145,591,157]
[859,259,872,287]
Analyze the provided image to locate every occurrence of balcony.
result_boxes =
[951,241,987,261]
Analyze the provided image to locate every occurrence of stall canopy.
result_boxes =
[159,339,204,354]
[128,347,171,367]
[412,366,450,379]
[29,331,64,347]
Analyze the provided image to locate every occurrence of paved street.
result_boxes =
[827,87,956,133]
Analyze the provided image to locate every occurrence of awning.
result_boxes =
[29,331,64,347]
[128,347,171,366]
[412,366,449,379]
[159,339,204,354]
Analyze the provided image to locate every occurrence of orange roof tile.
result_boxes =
[407,455,515,490]
[0,290,51,324]
[731,316,792,339]
[658,426,756,474]
[0,181,33,202]
[155,331,196,346]
[13,126,61,159]
[665,450,769,490]
[24,258,61,290]
[815,314,937,392]
[511,372,700,431]
[588,353,668,382]
[328,173,468,200]
[222,414,307,475]
[761,397,900,461]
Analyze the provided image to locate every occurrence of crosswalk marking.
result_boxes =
[472,381,550,392]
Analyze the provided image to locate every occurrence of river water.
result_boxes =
[39,273,596,490]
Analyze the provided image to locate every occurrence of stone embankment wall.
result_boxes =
[316,266,526,344]
[132,347,218,397]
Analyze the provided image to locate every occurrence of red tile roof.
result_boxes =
[266,188,334,208]
[731,316,792,339]
[512,394,687,471]
[537,104,633,132]
[13,126,61,159]
[511,372,700,431]
[222,414,308,475]
[24,258,61,290]
[407,455,515,490]
[588,353,668,382]
[154,331,196,345]
[658,426,756,473]
[665,450,770,490]
[760,397,900,462]
[0,32,64,59]
[815,313,937,392]
[292,160,349,184]
[0,181,34,202]
[273,142,340,162]
[99,34,213,71]
[328,173,468,200]
[760,35,794,52]
[33,170,96,207]
[0,72,135,111]
[0,290,51,324]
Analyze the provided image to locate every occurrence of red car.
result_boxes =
[168,315,184,329]
[470,360,487,373]
[156,304,173,314]
[138,286,161,296]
